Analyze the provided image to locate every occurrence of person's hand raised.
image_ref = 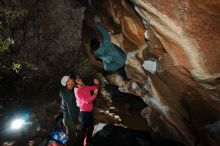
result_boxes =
[94,89,98,96]
[94,16,101,23]
[76,124,81,130]
[93,79,99,85]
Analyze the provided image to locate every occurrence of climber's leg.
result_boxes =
[116,65,127,80]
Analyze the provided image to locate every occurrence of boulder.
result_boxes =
[82,0,220,145]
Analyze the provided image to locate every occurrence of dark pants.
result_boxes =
[80,111,94,144]
[116,65,127,80]
[63,117,77,146]
[103,65,127,80]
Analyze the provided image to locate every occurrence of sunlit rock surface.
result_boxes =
[82,0,220,146]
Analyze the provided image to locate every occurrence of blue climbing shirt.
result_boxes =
[95,21,127,71]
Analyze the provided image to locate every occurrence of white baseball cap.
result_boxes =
[61,76,70,86]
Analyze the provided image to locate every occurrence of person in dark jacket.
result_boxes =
[90,16,127,80]
[60,75,80,146]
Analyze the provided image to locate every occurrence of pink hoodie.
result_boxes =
[74,85,98,112]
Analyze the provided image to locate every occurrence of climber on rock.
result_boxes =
[74,76,100,146]
[60,74,81,146]
[90,16,128,81]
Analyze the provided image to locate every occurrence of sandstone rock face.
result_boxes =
[82,0,220,146]
[132,0,220,81]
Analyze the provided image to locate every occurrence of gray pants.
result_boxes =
[63,117,77,146]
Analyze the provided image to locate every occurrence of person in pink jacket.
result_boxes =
[74,76,99,146]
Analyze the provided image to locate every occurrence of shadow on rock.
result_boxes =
[92,123,187,146]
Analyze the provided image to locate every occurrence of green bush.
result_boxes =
[0,21,2,29]
[12,63,22,73]
[0,38,14,52]
[0,8,28,20]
